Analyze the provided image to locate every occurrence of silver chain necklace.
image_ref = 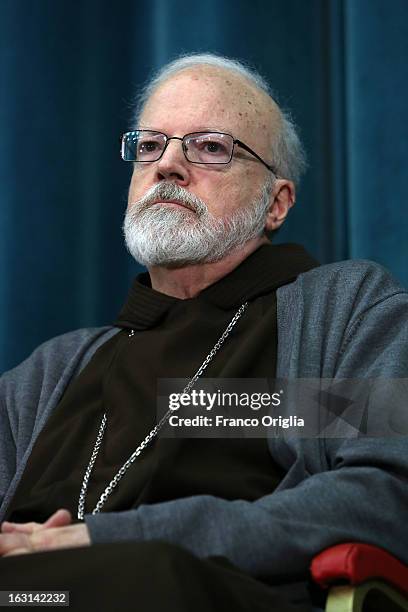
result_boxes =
[77,301,248,520]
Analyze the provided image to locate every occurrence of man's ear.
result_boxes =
[264,179,296,231]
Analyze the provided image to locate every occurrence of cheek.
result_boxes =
[128,168,145,203]
[214,171,260,212]
[204,183,245,217]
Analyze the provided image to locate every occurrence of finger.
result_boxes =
[0,533,32,556]
[1,521,40,534]
[3,547,31,557]
[43,509,72,529]
[1,522,17,533]
[30,524,91,552]
[1,510,72,535]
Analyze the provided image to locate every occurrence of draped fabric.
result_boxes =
[1,0,407,372]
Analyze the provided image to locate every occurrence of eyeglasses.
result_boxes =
[120,130,277,175]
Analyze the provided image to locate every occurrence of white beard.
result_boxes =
[123,179,273,268]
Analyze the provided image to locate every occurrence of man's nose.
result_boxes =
[155,138,190,185]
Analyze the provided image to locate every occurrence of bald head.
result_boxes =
[140,65,281,168]
[133,53,306,184]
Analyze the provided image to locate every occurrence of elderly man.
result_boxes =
[0,53,407,611]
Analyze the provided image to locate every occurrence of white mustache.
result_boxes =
[130,183,209,216]
[123,175,274,268]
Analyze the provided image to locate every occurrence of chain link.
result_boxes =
[77,302,248,519]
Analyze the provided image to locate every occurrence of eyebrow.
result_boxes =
[137,126,233,135]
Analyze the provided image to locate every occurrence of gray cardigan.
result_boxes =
[1,260,408,579]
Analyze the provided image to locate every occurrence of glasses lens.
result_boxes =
[122,131,166,162]
[183,132,233,164]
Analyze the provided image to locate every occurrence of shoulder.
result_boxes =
[283,259,407,317]
[276,259,408,377]
[1,326,119,393]
[28,326,118,360]
[0,326,120,439]
[300,259,405,293]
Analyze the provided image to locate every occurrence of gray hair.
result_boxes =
[132,53,307,185]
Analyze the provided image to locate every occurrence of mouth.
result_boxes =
[151,200,194,212]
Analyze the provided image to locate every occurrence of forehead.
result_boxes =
[139,67,279,148]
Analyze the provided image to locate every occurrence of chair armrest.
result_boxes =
[310,542,408,597]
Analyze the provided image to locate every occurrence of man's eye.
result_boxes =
[203,141,227,154]
[139,141,159,153]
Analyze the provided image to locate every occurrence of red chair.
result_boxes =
[311,543,408,611]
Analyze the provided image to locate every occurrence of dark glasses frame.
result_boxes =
[120,130,278,176]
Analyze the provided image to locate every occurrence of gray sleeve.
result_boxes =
[0,326,118,517]
[86,285,408,578]
[0,393,17,507]
[85,437,408,578]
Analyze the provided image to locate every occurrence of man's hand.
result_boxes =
[0,509,91,556]
[1,509,72,535]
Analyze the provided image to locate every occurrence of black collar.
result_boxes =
[115,243,319,330]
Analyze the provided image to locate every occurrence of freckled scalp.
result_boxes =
[133,53,307,184]
[169,65,282,139]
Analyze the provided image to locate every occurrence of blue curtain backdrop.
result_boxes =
[1,0,407,372]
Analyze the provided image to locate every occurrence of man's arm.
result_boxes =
[82,284,408,578]
[1,265,407,578]
[0,326,118,518]
[0,394,17,507]
[82,438,407,578]
[1,435,405,575]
